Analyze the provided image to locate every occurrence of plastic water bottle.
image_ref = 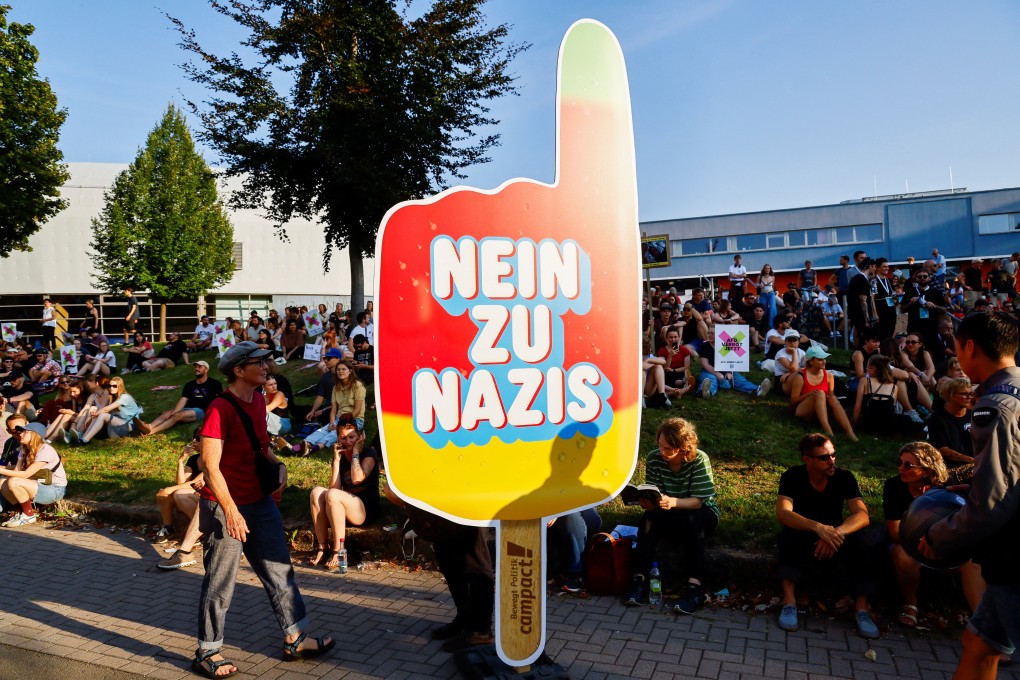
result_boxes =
[337,541,348,574]
[648,562,662,606]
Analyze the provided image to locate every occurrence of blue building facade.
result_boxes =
[640,187,1020,284]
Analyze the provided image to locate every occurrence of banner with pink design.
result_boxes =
[714,324,750,372]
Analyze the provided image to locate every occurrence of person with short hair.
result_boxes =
[26,347,62,389]
[775,433,878,638]
[919,312,1020,678]
[728,254,747,301]
[351,335,375,385]
[137,361,221,437]
[188,316,215,352]
[123,287,139,345]
[40,298,57,350]
[1,372,38,420]
[143,331,190,371]
[194,341,333,676]
[623,418,719,615]
[0,426,67,527]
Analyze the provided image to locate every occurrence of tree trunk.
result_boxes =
[159,303,167,343]
[350,251,365,314]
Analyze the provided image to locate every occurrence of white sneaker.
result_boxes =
[1,512,38,528]
[757,378,773,399]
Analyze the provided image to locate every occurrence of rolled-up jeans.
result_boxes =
[702,372,758,397]
[197,496,308,651]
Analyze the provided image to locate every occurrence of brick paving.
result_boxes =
[1,521,1018,679]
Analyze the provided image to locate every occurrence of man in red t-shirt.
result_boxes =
[193,341,334,676]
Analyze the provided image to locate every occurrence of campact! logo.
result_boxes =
[506,541,536,634]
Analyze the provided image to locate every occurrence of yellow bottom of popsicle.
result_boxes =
[381,404,640,521]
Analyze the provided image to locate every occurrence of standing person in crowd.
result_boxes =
[931,248,947,287]
[82,298,100,334]
[188,316,216,352]
[788,346,857,442]
[624,418,719,615]
[834,255,853,297]
[775,433,878,638]
[798,260,818,302]
[728,254,747,301]
[136,361,221,437]
[123,287,140,345]
[755,264,777,327]
[122,331,154,374]
[143,331,190,371]
[40,298,57,350]
[847,258,877,348]
[307,416,380,571]
[0,425,68,527]
[873,258,898,340]
[193,341,333,677]
[920,312,1020,680]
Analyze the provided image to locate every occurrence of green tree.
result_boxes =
[90,103,235,339]
[169,0,525,313]
[0,5,69,258]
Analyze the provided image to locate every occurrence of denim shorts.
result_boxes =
[34,483,67,506]
[968,583,1020,654]
[183,407,205,421]
[108,419,133,438]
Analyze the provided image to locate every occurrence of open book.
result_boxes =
[619,483,662,506]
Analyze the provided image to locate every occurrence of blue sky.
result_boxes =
[10,1,1020,222]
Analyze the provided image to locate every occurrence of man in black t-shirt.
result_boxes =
[1,372,38,420]
[136,361,223,436]
[351,336,375,385]
[847,258,876,349]
[123,287,139,345]
[774,433,879,638]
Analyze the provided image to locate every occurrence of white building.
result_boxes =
[1,162,374,337]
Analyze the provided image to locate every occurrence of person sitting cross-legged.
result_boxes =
[153,432,206,570]
[623,418,720,615]
[775,433,879,639]
[697,326,772,400]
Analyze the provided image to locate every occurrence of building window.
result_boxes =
[806,228,833,246]
[978,213,1019,234]
[766,233,785,249]
[787,230,807,248]
[232,242,243,270]
[855,223,883,242]
[735,233,767,251]
[680,237,715,255]
[835,226,856,244]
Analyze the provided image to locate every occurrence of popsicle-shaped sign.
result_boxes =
[1,324,16,343]
[61,346,79,372]
[215,331,235,357]
[376,20,641,667]
[303,310,324,337]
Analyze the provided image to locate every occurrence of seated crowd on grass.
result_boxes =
[1,249,1018,642]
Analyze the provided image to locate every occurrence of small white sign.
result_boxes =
[215,331,236,357]
[714,324,750,372]
[303,311,325,337]
[303,343,322,361]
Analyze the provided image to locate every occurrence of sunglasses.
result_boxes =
[808,453,836,461]
[243,358,267,367]
[904,340,920,345]
[896,458,922,470]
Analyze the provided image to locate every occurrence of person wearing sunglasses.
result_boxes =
[775,433,878,639]
[883,441,984,629]
[927,378,976,485]
[920,312,1020,679]
[0,425,67,527]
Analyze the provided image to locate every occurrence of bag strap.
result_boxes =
[589,531,617,545]
[217,391,263,458]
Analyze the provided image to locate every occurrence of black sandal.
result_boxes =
[305,546,326,567]
[282,631,335,662]
[192,648,238,678]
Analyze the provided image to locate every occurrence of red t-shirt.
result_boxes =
[656,345,691,370]
[200,391,270,505]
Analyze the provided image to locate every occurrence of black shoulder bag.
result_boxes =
[218,391,282,496]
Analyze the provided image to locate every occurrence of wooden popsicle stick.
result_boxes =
[497,518,545,667]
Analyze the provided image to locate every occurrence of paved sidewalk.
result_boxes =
[1,521,1017,680]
